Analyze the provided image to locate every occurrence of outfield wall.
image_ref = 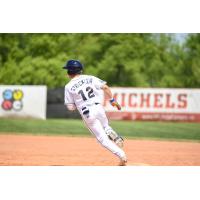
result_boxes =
[1,86,200,122]
[103,88,200,122]
[0,85,47,119]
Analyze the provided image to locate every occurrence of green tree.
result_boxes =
[181,34,200,87]
[0,33,198,88]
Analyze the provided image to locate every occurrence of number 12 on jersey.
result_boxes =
[78,86,95,101]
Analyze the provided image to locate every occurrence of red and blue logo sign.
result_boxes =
[1,89,24,111]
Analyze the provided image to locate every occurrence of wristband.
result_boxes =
[110,98,115,103]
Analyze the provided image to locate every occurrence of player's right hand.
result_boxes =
[109,98,121,110]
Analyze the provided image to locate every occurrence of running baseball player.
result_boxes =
[63,59,127,166]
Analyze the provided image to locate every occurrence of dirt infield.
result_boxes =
[0,134,200,166]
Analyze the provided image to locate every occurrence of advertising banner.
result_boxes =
[104,88,200,122]
[0,85,47,119]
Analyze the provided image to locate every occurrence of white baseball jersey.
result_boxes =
[64,75,106,111]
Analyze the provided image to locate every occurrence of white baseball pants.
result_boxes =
[80,103,126,160]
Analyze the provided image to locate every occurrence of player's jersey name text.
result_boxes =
[71,78,93,91]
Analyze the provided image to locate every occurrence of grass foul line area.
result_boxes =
[0,118,200,141]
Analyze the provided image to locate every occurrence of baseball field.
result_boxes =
[0,118,200,166]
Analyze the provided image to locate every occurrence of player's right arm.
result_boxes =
[101,85,121,110]
[92,76,121,110]
[101,84,113,99]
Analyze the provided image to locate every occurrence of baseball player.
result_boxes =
[63,59,127,166]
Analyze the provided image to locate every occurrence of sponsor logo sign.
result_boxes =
[2,89,24,111]
[103,88,200,122]
[0,86,47,119]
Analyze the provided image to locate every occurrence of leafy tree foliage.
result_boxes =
[0,33,199,88]
[181,34,200,88]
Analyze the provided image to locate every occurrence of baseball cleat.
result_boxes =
[118,157,127,166]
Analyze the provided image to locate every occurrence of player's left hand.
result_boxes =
[110,98,121,110]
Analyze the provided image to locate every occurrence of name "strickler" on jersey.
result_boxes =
[71,78,93,91]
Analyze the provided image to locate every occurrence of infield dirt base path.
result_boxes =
[0,134,200,166]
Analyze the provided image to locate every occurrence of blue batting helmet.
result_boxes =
[63,60,83,75]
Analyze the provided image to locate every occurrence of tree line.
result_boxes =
[0,33,200,88]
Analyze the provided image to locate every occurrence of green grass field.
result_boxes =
[0,118,200,141]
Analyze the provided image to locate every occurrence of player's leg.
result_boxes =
[81,109,127,165]
[86,118,127,165]
[96,104,124,148]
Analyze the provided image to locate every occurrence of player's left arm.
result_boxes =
[66,103,76,111]
[64,87,76,111]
